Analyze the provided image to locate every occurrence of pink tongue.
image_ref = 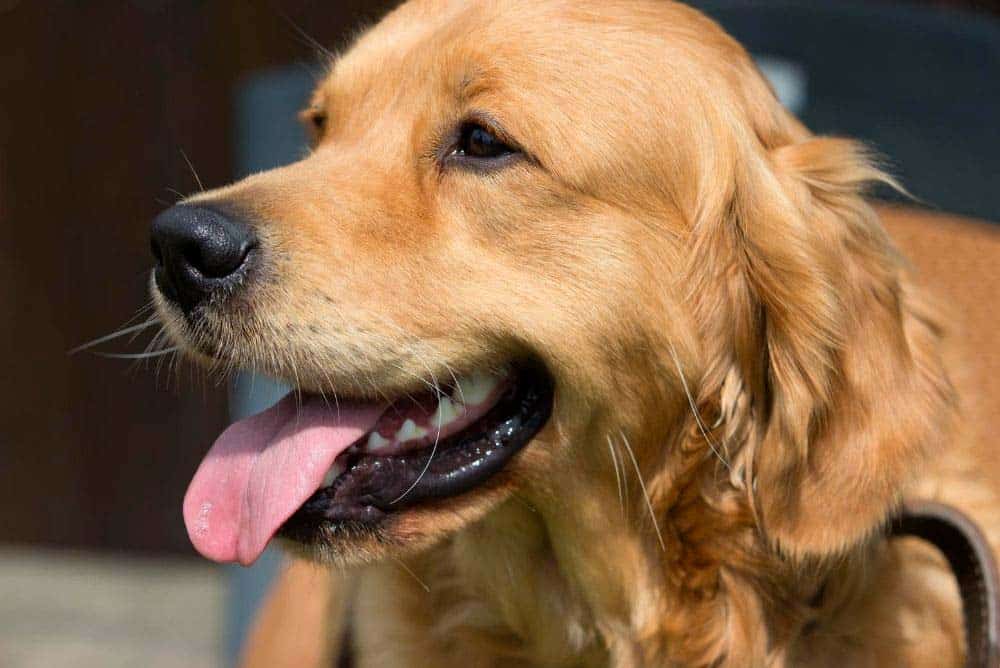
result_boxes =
[183,394,384,565]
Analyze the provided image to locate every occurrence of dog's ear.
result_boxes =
[719,136,955,558]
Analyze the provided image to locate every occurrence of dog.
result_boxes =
[150,1,1000,665]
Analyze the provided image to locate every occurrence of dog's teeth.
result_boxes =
[395,418,427,444]
[367,431,391,452]
[448,390,468,415]
[322,461,346,488]
[455,371,498,406]
[429,396,460,429]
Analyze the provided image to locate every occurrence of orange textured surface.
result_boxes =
[881,205,1000,485]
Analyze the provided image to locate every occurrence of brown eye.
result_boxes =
[454,123,515,160]
[311,112,326,132]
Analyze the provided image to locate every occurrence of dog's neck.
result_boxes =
[392,457,829,667]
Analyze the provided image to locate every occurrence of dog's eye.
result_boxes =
[453,123,515,160]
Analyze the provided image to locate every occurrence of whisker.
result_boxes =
[68,317,160,354]
[606,434,626,520]
[667,342,731,472]
[390,370,445,505]
[441,362,466,407]
[378,319,454,401]
[389,429,438,506]
[166,344,182,385]
[387,361,437,396]
[127,323,168,366]
[143,326,169,356]
[390,556,430,594]
[278,9,335,62]
[149,325,177,380]
[618,440,630,512]
[619,430,666,552]
[318,367,342,421]
[286,348,305,432]
[179,148,205,192]
[126,307,158,345]
[413,352,443,400]
[159,348,178,383]
[94,346,181,360]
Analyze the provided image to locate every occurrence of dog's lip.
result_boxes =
[279,363,554,538]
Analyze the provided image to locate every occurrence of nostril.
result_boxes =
[180,239,212,278]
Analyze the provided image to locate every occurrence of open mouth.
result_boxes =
[182,364,553,565]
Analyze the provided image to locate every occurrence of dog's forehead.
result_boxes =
[312,0,749,113]
[312,0,531,105]
[305,0,767,197]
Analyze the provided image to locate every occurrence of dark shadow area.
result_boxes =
[692,1,1000,221]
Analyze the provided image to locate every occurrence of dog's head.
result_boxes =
[153,0,952,569]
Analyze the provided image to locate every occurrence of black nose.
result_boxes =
[150,205,256,312]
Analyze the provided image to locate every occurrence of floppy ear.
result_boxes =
[724,137,955,558]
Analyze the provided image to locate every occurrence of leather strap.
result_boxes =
[890,500,1000,668]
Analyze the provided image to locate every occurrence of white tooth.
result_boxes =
[395,418,427,443]
[449,390,468,415]
[367,431,391,452]
[322,461,346,487]
[456,371,498,406]
[429,396,459,430]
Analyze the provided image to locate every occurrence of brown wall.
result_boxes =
[0,0,392,554]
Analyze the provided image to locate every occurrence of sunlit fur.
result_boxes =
[157,1,999,665]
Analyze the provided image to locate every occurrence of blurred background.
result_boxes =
[0,0,997,666]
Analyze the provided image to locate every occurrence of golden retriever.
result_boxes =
[149,1,1000,665]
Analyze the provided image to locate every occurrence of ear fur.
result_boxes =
[724,137,955,558]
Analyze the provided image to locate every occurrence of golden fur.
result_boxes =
[159,1,1000,665]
